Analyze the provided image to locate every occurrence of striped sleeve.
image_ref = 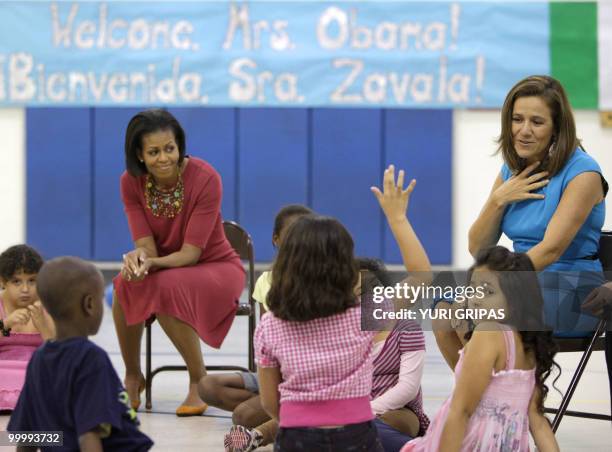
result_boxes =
[397,322,425,353]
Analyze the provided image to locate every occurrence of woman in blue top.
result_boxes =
[436,75,607,369]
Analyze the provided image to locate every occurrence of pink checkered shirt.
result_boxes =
[255,306,375,427]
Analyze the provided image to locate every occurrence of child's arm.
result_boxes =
[438,326,503,452]
[78,431,103,452]
[2,308,31,330]
[371,165,431,276]
[252,272,270,317]
[371,350,424,414]
[27,301,55,340]
[371,165,432,308]
[258,366,281,420]
[528,388,560,452]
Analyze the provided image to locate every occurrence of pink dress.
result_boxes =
[113,157,245,348]
[402,330,535,452]
[0,299,43,410]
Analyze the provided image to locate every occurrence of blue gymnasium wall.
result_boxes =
[26,108,452,264]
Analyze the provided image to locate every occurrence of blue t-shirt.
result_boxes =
[7,337,153,452]
[501,148,606,272]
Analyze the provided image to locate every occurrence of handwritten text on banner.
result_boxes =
[0,1,549,107]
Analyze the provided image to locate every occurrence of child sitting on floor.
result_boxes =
[252,165,424,452]
[199,204,313,452]
[8,257,153,451]
[401,247,560,452]
[222,258,408,452]
[0,245,54,411]
[255,214,380,451]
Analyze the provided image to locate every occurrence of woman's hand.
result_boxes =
[136,258,154,278]
[121,248,148,282]
[491,161,549,207]
[4,308,31,329]
[371,165,416,224]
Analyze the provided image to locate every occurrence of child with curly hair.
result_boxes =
[0,245,54,411]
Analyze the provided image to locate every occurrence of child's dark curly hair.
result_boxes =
[0,245,44,281]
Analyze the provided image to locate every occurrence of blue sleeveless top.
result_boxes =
[500,149,605,273]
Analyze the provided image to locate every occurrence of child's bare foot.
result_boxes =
[124,373,145,410]
[176,383,208,417]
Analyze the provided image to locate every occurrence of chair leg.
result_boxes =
[145,322,152,411]
[248,313,256,372]
[552,319,607,432]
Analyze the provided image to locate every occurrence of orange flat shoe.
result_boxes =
[126,377,145,411]
[175,403,208,417]
[130,385,144,411]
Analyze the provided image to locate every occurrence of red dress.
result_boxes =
[113,157,245,348]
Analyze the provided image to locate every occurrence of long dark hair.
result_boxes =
[267,215,358,321]
[466,246,560,414]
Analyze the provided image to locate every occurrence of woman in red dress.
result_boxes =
[112,109,245,416]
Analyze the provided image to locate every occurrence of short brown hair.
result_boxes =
[272,204,314,244]
[267,215,358,321]
[124,109,186,176]
[498,75,580,176]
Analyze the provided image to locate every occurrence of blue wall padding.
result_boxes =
[238,108,309,262]
[26,107,453,265]
[26,108,93,259]
[383,110,453,264]
[170,108,237,221]
[93,107,142,260]
[312,109,383,259]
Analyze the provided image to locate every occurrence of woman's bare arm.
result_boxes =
[527,172,603,270]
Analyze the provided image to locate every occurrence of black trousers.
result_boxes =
[274,421,384,452]
[607,330,612,418]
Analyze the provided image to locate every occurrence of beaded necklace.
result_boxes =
[144,170,184,218]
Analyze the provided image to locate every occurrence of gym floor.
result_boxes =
[1,298,610,451]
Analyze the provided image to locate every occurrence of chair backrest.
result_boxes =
[556,229,612,352]
[223,220,255,299]
[599,231,612,273]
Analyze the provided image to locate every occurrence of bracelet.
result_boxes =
[0,319,11,336]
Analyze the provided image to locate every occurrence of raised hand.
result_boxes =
[370,164,416,223]
[492,161,549,207]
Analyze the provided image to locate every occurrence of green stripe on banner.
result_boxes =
[550,2,598,109]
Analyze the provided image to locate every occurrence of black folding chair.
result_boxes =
[544,231,612,430]
[144,220,257,410]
